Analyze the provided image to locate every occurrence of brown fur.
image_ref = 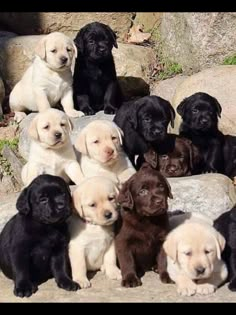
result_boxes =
[115,165,173,287]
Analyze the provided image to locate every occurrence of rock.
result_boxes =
[2,146,24,186]
[150,75,188,103]
[168,173,236,220]
[171,65,236,135]
[0,36,154,98]
[19,111,114,161]
[160,13,236,74]
[0,76,5,116]
[133,13,162,32]
[0,12,134,40]
[0,174,21,195]
[0,125,19,141]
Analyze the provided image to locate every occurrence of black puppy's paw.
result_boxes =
[159,271,174,284]
[82,107,96,116]
[104,106,116,115]
[14,280,38,298]
[122,273,142,288]
[57,278,80,291]
[228,279,236,291]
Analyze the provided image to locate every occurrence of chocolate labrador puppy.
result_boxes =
[73,22,123,115]
[114,95,175,166]
[177,92,225,174]
[115,165,173,288]
[0,174,79,298]
[137,134,200,177]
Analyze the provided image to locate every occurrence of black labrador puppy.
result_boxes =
[113,95,175,166]
[223,135,236,179]
[214,205,236,291]
[0,174,79,298]
[177,92,225,174]
[73,22,123,115]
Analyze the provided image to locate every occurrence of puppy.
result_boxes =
[0,174,79,298]
[69,177,121,288]
[73,22,123,115]
[137,134,200,177]
[177,92,225,174]
[115,165,173,288]
[214,205,236,291]
[10,32,84,122]
[164,216,227,296]
[223,135,236,180]
[21,108,84,186]
[114,95,175,166]
[75,120,136,185]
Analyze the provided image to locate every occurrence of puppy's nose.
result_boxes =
[195,266,205,275]
[60,56,68,64]
[153,128,164,136]
[104,210,112,219]
[200,117,209,124]
[55,132,62,139]
[99,46,106,52]
[105,148,114,156]
[169,165,177,172]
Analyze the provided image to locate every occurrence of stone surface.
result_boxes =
[0,35,154,98]
[0,12,134,40]
[168,173,236,220]
[0,125,19,141]
[161,13,236,74]
[19,111,114,161]
[133,13,162,32]
[150,75,188,103]
[2,146,24,186]
[0,175,20,194]
[171,65,236,135]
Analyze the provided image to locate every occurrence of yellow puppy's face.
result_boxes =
[164,222,225,280]
[73,177,119,226]
[75,120,124,165]
[35,32,77,71]
[28,108,73,149]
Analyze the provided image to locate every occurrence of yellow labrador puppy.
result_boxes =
[10,32,84,122]
[75,120,136,186]
[21,108,84,186]
[69,177,121,288]
[163,215,228,296]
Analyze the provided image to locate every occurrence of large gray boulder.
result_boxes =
[161,13,236,74]
[0,12,133,40]
[0,76,5,116]
[171,65,236,135]
[0,35,154,98]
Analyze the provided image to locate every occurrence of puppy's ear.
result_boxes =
[28,115,39,141]
[71,42,78,75]
[72,188,84,218]
[128,98,144,130]
[67,117,74,132]
[117,178,134,210]
[16,187,31,215]
[161,174,173,199]
[74,29,84,54]
[212,96,222,118]
[143,149,159,169]
[72,41,78,59]
[115,124,124,146]
[75,128,87,155]
[35,36,46,60]
[105,25,118,48]
[163,233,178,263]
[214,230,226,260]
[177,97,189,118]
[163,99,176,129]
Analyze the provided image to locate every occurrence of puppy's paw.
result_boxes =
[57,278,80,291]
[14,112,27,123]
[177,283,197,296]
[65,109,85,118]
[14,280,38,298]
[105,266,122,280]
[82,107,95,116]
[104,106,116,115]
[196,283,215,295]
[122,273,142,288]
[75,277,91,289]
[228,278,236,291]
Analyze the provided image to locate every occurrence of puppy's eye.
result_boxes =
[144,117,151,123]
[184,251,192,256]
[93,140,99,144]
[60,123,66,127]
[111,136,117,141]
[89,203,96,208]
[139,189,148,196]
[43,125,49,130]
[88,39,95,44]
[157,183,164,189]
[192,109,199,114]
[51,49,57,53]
[66,48,72,52]
[160,155,169,160]
[204,249,211,254]
[39,197,48,204]
[108,196,115,201]
[57,202,65,209]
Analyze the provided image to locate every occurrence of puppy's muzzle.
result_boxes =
[104,210,113,220]
[195,266,206,276]
[60,56,68,65]
[54,132,62,140]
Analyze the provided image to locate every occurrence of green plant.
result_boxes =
[0,138,19,153]
[0,138,19,176]
[223,54,236,65]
